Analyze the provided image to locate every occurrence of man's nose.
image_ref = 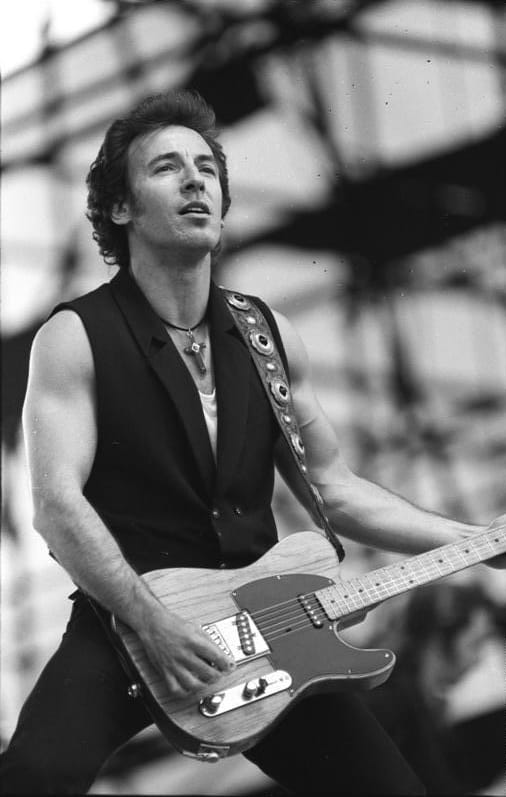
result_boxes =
[182,164,204,193]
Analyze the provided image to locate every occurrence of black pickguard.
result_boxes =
[234,574,394,692]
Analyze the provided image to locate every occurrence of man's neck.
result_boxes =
[129,252,212,328]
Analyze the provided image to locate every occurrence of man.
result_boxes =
[1,90,504,794]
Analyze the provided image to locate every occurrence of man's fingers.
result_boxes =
[163,659,227,697]
[194,634,235,673]
[211,653,235,673]
[188,655,226,684]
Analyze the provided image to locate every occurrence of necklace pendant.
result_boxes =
[184,329,207,374]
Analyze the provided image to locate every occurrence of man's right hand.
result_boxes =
[137,603,235,698]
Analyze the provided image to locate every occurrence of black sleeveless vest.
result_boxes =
[52,269,287,574]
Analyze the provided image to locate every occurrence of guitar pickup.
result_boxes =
[236,611,256,656]
[199,670,292,717]
[203,612,270,663]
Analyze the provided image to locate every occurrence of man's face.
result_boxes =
[118,125,223,258]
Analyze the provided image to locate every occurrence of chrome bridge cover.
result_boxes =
[203,611,270,662]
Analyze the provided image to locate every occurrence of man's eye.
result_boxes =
[201,166,217,175]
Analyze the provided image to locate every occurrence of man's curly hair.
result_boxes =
[86,90,231,269]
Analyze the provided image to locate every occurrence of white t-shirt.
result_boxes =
[199,388,218,460]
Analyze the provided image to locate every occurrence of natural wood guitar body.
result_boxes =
[112,532,394,755]
[112,526,506,761]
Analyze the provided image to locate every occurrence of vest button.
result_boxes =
[212,508,220,519]
[219,562,227,569]
[234,506,243,516]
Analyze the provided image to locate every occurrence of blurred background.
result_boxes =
[1,0,505,794]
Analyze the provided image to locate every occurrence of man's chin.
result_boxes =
[184,230,222,255]
[159,233,221,263]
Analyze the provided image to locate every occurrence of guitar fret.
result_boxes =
[358,573,384,604]
[316,526,506,621]
[334,583,365,610]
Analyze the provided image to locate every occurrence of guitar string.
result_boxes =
[257,599,321,621]
[254,558,492,635]
[251,525,505,625]
[257,606,321,634]
[252,588,371,624]
[251,609,303,627]
[255,568,471,633]
[255,558,506,643]
[254,612,307,633]
[258,536,504,641]
[254,598,319,622]
[258,595,327,639]
[264,617,325,643]
[251,577,408,629]
[248,529,506,636]
[251,593,314,617]
[251,596,326,629]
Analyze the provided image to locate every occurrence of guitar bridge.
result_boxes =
[203,611,269,663]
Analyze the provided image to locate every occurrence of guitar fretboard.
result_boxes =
[316,525,506,620]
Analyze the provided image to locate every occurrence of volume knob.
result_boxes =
[201,693,224,714]
[243,679,260,699]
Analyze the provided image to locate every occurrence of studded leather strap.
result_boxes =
[222,288,345,562]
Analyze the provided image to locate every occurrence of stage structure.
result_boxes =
[2,1,505,794]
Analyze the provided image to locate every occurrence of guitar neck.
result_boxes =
[316,525,506,621]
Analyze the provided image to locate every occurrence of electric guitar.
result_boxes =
[111,525,505,762]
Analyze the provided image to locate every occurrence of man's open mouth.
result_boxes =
[180,201,210,215]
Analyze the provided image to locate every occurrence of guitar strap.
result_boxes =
[222,288,345,562]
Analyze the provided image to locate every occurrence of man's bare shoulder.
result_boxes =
[271,308,311,386]
[30,310,94,385]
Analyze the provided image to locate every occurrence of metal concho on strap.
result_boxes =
[223,289,345,562]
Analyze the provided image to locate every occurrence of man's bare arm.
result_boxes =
[273,309,505,561]
[23,310,234,695]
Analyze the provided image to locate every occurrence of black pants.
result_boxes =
[1,598,424,795]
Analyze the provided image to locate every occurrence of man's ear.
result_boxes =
[111,199,132,226]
